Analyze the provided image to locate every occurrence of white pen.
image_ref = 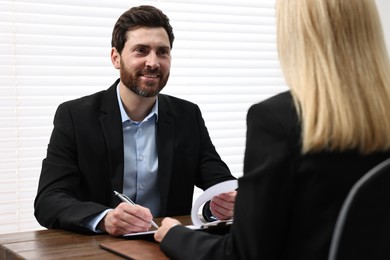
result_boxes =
[114,190,159,229]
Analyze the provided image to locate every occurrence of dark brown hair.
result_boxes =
[111,5,175,54]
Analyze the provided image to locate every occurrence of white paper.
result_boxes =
[124,224,203,237]
[124,230,156,237]
[123,179,238,237]
[191,180,238,227]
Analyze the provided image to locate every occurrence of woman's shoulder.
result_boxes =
[255,90,291,105]
[248,91,294,117]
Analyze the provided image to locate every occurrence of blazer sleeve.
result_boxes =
[193,104,235,189]
[160,225,230,260]
[34,102,110,233]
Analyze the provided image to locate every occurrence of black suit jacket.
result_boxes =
[160,91,390,260]
[34,79,234,233]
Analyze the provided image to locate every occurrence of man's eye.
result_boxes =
[158,49,170,55]
[135,48,146,54]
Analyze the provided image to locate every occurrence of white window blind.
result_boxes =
[0,0,287,234]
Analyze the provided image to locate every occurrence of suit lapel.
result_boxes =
[157,95,175,216]
[99,79,124,197]
[98,87,176,212]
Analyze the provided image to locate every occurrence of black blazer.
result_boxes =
[160,91,390,260]
[34,79,234,233]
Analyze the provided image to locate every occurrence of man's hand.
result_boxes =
[154,217,181,243]
[210,190,237,220]
[98,202,153,236]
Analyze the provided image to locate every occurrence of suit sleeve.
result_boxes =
[160,225,230,260]
[193,105,235,190]
[34,103,109,233]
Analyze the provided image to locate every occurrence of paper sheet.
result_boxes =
[123,225,199,238]
[191,180,238,227]
[123,179,238,237]
[124,230,156,237]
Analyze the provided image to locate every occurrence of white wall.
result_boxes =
[376,0,390,52]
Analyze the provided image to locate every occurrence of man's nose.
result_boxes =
[145,52,160,69]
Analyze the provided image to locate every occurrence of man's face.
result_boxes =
[113,27,171,97]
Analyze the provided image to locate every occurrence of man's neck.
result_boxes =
[119,83,157,122]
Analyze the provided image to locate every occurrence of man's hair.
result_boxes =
[111,5,175,54]
[276,0,390,154]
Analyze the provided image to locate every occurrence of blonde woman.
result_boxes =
[154,0,390,259]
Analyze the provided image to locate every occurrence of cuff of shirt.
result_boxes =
[202,200,217,222]
[82,209,112,233]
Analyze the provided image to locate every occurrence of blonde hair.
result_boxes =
[276,0,390,154]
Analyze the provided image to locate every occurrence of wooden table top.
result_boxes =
[0,216,192,259]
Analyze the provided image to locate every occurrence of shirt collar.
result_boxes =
[116,83,159,124]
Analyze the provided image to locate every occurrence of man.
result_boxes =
[34,5,236,236]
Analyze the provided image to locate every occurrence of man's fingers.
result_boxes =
[210,199,234,219]
[104,203,154,236]
[118,203,153,225]
[215,191,237,202]
[209,191,237,220]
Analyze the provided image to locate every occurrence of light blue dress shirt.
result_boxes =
[83,84,160,232]
[118,85,160,217]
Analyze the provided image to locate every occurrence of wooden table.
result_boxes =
[0,216,192,259]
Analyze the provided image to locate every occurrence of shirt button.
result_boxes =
[139,155,144,161]
[137,184,144,190]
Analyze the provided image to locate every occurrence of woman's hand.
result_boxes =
[154,217,182,242]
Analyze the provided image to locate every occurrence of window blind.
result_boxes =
[0,0,287,234]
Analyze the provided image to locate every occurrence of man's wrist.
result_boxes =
[202,200,217,222]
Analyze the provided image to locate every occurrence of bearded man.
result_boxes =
[34,5,236,236]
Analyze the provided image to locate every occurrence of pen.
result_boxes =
[114,190,159,229]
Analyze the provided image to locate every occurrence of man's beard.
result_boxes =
[120,63,169,98]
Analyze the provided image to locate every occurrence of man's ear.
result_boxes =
[111,47,121,69]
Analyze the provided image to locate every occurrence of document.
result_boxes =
[191,179,238,227]
[123,179,238,238]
